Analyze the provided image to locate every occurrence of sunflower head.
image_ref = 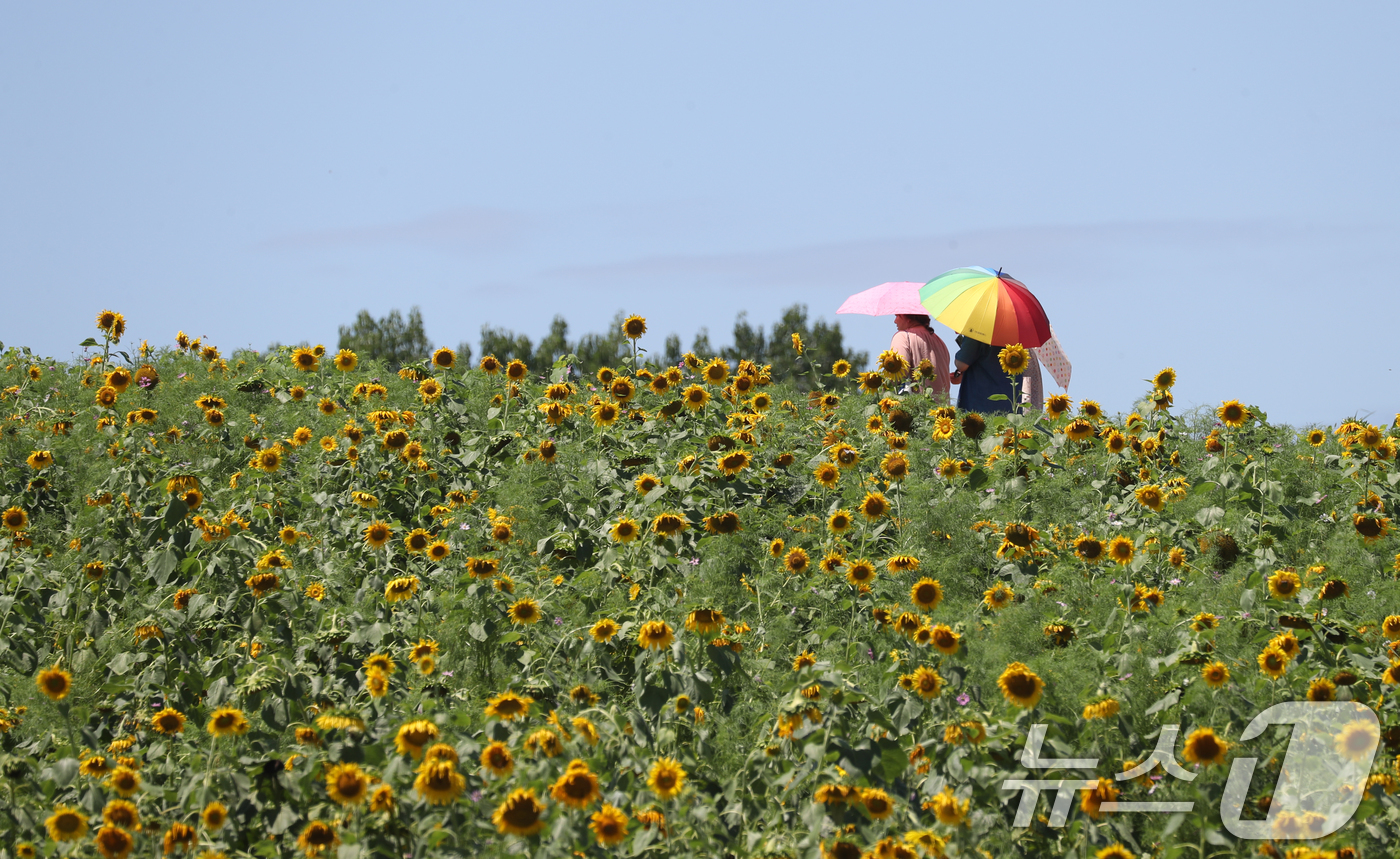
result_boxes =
[637,620,675,650]
[1217,399,1250,428]
[997,662,1044,708]
[1182,727,1229,766]
[622,316,647,339]
[960,412,986,439]
[997,344,1029,376]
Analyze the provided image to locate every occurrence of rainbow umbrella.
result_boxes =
[918,266,1051,347]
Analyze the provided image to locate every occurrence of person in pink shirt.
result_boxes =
[890,314,950,401]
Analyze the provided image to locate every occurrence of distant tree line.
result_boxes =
[318,305,868,385]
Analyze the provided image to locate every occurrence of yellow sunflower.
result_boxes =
[1307,677,1336,702]
[151,707,186,735]
[94,825,134,859]
[36,666,71,700]
[647,757,687,800]
[910,578,943,611]
[1334,720,1380,763]
[2,506,29,532]
[589,618,619,642]
[291,348,320,372]
[106,767,140,798]
[1354,513,1392,544]
[394,720,439,759]
[363,521,392,549]
[1216,400,1249,428]
[997,662,1044,708]
[590,804,629,846]
[1257,646,1289,680]
[877,350,909,381]
[702,510,742,535]
[296,821,340,857]
[859,491,890,520]
[997,344,1029,375]
[637,620,675,650]
[784,548,810,575]
[717,449,752,476]
[508,598,542,625]
[681,385,710,410]
[484,691,533,721]
[702,358,729,386]
[1267,569,1301,599]
[207,707,250,737]
[1201,661,1230,689]
[845,558,877,587]
[880,451,910,481]
[550,760,602,809]
[1106,536,1134,565]
[650,512,687,537]
[1064,418,1095,442]
[911,666,944,699]
[1182,727,1228,766]
[930,624,960,655]
[414,761,466,806]
[1044,393,1072,418]
[1134,484,1165,512]
[983,583,1014,611]
[45,806,89,843]
[609,517,641,543]
[325,763,370,806]
[492,788,546,836]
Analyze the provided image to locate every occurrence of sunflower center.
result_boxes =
[504,800,540,827]
[1005,674,1037,698]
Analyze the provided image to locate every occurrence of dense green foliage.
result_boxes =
[0,316,1397,859]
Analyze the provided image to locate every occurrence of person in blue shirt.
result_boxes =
[950,335,1014,413]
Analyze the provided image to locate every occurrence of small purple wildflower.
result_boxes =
[956,693,971,706]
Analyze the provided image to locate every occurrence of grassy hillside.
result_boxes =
[0,313,1397,859]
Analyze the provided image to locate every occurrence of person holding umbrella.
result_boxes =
[835,282,951,399]
[950,337,1014,413]
[920,267,1054,414]
[890,313,950,401]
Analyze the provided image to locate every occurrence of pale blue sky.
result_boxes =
[3,3,1397,425]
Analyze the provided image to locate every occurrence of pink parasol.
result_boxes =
[835,282,929,317]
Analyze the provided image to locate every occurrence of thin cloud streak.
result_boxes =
[261,207,535,254]
[540,220,1366,286]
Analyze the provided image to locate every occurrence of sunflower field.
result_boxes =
[1,311,1399,859]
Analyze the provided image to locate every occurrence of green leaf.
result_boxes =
[151,548,178,587]
[270,804,299,835]
[163,497,189,528]
[877,739,907,782]
[1195,506,1225,528]
[1144,689,1180,715]
[79,338,99,348]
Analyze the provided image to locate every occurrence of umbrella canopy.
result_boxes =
[835,282,929,317]
[918,266,1051,348]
